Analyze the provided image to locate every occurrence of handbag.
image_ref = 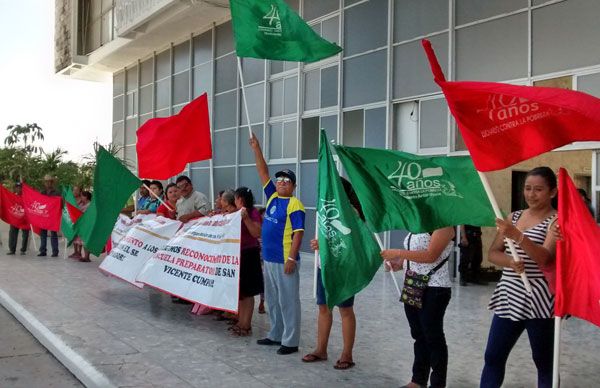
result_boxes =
[400,234,449,309]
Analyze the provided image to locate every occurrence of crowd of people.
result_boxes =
[2,136,567,388]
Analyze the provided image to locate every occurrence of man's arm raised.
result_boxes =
[249,132,270,185]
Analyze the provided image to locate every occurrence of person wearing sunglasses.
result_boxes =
[249,133,305,356]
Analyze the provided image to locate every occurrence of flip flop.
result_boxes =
[302,353,328,363]
[333,359,355,370]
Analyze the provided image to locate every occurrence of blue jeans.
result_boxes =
[404,287,451,388]
[480,314,554,388]
[39,229,59,255]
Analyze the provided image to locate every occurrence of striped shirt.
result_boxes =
[488,210,556,321]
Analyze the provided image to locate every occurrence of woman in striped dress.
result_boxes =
[480,167,558,388]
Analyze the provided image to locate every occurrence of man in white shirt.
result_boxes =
[175,175,209,223]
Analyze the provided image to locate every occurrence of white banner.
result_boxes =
[136,211,242,312]
[100,216,182,288]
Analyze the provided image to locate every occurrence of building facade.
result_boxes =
[56,0,600,253]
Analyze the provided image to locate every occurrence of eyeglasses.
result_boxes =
[276,177,292,184]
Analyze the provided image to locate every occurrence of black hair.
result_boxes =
[234,187,255,209]
[526,166,557,209]
[141,179,152,186]
[577,188,591,202]
[150,180,164,192]
[82,191,92,201]
[175,175,192,185]
[218,190,225,197]
[164,183,177,201]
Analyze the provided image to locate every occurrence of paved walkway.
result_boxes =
[0,251,598,387]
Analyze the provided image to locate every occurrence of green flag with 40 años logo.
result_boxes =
[229,0,342,62]
[334,145,496,234]
[318,131,381,309]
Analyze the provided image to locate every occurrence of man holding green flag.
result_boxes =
[334,146,496,233]
[303,131,381,370]
[60,186,81,246]
[74,147,141,257]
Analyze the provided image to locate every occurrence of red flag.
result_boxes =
[21,183,62,232]
[556,168,600,327]
[136,93,212,179]
[422,39,600,172]
[66,202,83,223]
[0,185,29,229]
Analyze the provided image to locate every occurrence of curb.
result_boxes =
[0,289,115,388]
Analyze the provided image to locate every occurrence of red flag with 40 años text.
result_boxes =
[21,183,62,232]
[136,93,212,179]
[556,168,600,327]
[422,39,600,172]
[0,185,29,230]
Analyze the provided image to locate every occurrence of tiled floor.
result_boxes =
[0,252,598,387]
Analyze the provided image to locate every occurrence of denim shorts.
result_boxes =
[316,268,355,308]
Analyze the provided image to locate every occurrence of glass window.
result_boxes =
[190,168,211,197]
[126,65,138,91]
[214,167,236,195]
[214,91,237,129]
[454,122,467,151]
[394,0,447,42]
[215,53,237,93]
[242,58,265,84]
[139,85,153,115]
[124,145,137,171]
[389,229,409,249]
[156,50,171,80]
[393,33,448,99]
[343,49,387,107]
[321,115,338,143]
[301,209,316,252]
[270,79,284,117]
[155,78,170,110]
[269,122,283,159]
[174,41,190,73]
[125,92,136,117]
[241,83,265,125]
[139,113,152,127]
[216,21,234,57]
[282,121,298,157]
[113,95,124,121]
[238,166,263,204]
[321,16,339,45]
[419,98,447,149]
[304,70,320,111]
[344,0,388,56]
[365,107,386,149]
[155,108,170,118]
[302,117,320,160]
[193,62,212,98]
[393,101,419,153]
[112,121,124,146]
[239,124,264,165]
[193,31,212,65]
[113,71,125,96]
[300,162,317,207]
[578,72,600,98]
[532,0,600,75]
[284,76,298,115]
[320,66,338,108]
[125,118,137,145]
[456,14,527,81]
[213,129,237,166]
[173,71,190,106]
[343,109,364,147]
[140,58,153,86]
[303,0,338,21]
[270,60,284,75]
[455,0,526,26]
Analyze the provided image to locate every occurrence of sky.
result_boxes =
[0,0,112,162]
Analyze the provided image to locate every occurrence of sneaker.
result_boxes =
[37,253,47,257]
[51,253,59,257]
[256,338,281,346]
[277,345,298,355]
[20,251,26,255]
[6,251,15,255]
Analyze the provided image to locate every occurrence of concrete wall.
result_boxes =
[54,0,72,73]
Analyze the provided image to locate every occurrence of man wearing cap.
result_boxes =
[38,175,60,257]
[7,183,29,255]
[249,133,305,355]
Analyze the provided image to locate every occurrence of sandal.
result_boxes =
[230,326,252,337]
[333,359,355,370]
[301,353,328,363]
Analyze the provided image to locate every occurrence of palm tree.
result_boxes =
[4,123,45,156]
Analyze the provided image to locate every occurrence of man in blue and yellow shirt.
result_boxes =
[250,133,305,355]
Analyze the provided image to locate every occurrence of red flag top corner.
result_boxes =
[421,39,600,172]
[556,168,600,327]
[0,185,29,230]
[21,183,62,232]
[136,93,212,179]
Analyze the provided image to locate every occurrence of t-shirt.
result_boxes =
[176,191,209,218]
[261,180,305,264]
[241,207,262,250]
[141,198,161,213]
[157,202,177,220]
[137,196,150,210]
[403,233,452,288]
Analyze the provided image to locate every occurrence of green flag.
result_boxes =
[230,0,342,62]
[334,145,496,233]
[75,147,141,256]
[60,186,78,244]
[318,131,381,308]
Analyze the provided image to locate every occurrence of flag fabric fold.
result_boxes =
[61,186,83,244]
[422,39,600,172]
[136,93,212,179]
[230,0,342,62]
[75,147,142,256]
[21,183,62,232]
[318,131,382,308]
[0,185,29,230]
[556,168,600,327]
[334,145,495,233]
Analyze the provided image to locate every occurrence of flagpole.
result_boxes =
[372,233,402,297]
[236,57,253,138]
[143,183,173,212]
[477,171,532,293]
[313,221,319,299]
[552,316,561,388]
[30,225,37,252]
